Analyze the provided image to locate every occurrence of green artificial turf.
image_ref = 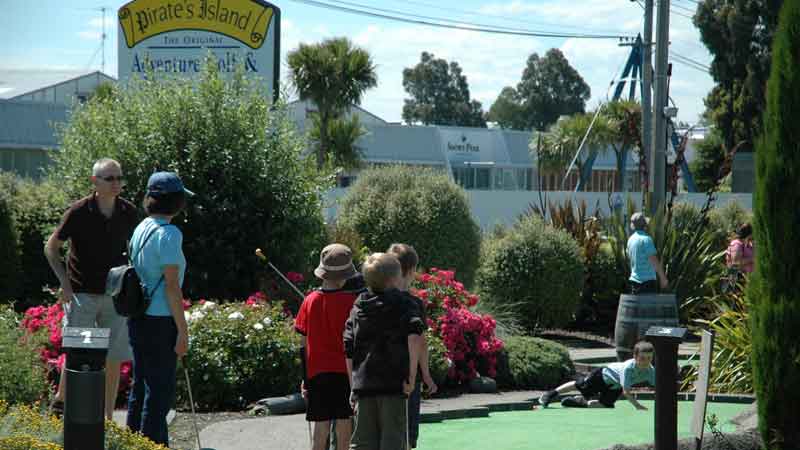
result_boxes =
[417,400,746,450]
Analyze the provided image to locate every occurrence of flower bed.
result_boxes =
[413,269,504,382]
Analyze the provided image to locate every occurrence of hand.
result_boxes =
[58,285,74,304]
[301,381,308,400]
[660,277,669,290]
[423,375,438,395]
[174,331,188,357]
[349,391,358,412]
[403,379,414,396]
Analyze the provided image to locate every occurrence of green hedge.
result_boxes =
[0,174,67,306]
[338,165,481,286]
[495,336,574,390]
[0,186,20,301]
[476,214,584,330]
[178,302,301,411]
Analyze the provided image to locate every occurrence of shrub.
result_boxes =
[338,165,481,286]
[495,336,574,390]
[1,178,68,306]
[412,269,504,382]
[0,401,167,450]
[52,62,331,299]
[426,333,450,387]
[585,243,626,328]
[476,214,584,331]
[708,201,752,252]
[178,301,301,410]
[0,191,20,301]
[0,307,50,405]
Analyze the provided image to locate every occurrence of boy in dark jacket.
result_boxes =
[344,252,425,450]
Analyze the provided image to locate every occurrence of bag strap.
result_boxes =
[129,221,176,299]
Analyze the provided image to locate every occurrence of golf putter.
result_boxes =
[255,249,306,300]
[182,362,214,450]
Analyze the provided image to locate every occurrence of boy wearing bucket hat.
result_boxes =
[627,212,669,294]
[295,244,359,450]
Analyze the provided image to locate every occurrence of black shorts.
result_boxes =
[306,372,353,421]
[575,369,622,408]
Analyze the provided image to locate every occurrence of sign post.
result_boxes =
[645,326,687,450]
[690,330,715,450]
[117,0,281,101]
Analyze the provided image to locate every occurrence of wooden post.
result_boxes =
[645,326,687,450]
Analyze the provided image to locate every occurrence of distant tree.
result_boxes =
[537,112,614,190]
[603,100,642,191]
[695,0,783,152]
[690,130,727,192]
[487,87,527,130]
[402,52,486,127]
[516,49,591,131]
[288,37,377,168]
[748,2,800,449]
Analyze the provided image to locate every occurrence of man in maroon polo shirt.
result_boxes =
[44,158,139,420]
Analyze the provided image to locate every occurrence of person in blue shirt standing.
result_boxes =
[626,212,669,294]
[126,172,193,447]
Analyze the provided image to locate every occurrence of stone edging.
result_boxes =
[420,393,754,425]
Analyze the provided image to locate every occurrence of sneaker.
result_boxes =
[561,395,588,408]
[538,390,558,408]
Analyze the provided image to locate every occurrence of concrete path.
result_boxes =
[199,390,545,450]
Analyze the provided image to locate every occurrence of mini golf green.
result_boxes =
[417,400,747,450]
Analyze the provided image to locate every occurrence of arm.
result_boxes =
[419,336,437,394]
[623,390,647,410]
[648,255,669,289]
[164,265,189,357]
[406,334,423,394]
[44,233,73,304]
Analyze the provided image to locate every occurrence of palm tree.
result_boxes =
[287,37,377,168]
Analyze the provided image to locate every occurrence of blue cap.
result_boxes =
[146,172,195,197]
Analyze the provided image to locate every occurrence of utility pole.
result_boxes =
[642,0,654,211]
[651,0,670,215]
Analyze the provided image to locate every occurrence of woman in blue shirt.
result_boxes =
[126,172,193,446]
[626,212,669,294]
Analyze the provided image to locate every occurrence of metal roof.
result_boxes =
[0,70,115,100]
[0,101,68,149]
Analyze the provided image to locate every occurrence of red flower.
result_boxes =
[287,272,305,283]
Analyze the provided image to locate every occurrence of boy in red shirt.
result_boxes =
[295,244,359,450]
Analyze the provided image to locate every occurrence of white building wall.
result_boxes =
[323,187,752,230]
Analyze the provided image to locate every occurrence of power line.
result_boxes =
[289,0,630,39]
[672,51,710,70]
[383,0,624,36]
[316,0,608,35]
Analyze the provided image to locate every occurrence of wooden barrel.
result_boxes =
[614,293,678,361]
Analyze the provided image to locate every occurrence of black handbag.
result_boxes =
[106,224,169,318]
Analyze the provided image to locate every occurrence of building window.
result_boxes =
[475,168,490,190]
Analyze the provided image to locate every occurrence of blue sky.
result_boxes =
[0,0,714,123]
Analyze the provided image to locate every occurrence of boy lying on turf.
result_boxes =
[538,341,655,410]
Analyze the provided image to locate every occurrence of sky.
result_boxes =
[0,0,714,124]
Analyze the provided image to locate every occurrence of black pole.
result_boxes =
[62,328,109,450]
[646,326,686,450]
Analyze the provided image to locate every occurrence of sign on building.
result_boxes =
[117,0,280,100]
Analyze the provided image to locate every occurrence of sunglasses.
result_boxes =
[97,175,125,183]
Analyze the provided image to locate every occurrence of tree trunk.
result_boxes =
[749,3,800,449]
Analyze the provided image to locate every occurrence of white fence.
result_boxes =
[323,188,753,230]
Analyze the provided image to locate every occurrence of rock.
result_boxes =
[468,376,497,394]
[254,393,306,415]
